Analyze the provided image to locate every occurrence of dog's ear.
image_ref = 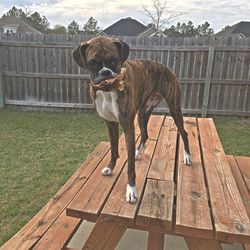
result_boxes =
[72,42,89,68]
[113,40,130,63]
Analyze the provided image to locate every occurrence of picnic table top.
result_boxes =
[66,115,250,245]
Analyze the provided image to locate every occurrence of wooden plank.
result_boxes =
[0,142,110,250]
[5,99,95,109]
[147,117,177,181]
[136,179,174,231]
[66,134,139,221]
[147,115,165,141]
[202,45,215,117]
[175,117,213,239]
[100,139,157,224]
[33,211,82,250]
[0,66,4,108]
[147,230,165,250]
[198,118,250,244]
[184,236,222,250]
[235,156,250,192]
[227,155,250,215]
[228,156,250,250]
[82,219,127,250]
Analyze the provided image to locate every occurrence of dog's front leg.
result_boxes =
[101,120,119,176]
[122,120,137,203]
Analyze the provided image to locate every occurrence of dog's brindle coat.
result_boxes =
[72,36,191,203]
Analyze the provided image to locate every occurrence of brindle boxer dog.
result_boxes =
[72,36,191,204]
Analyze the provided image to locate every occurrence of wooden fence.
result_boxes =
[0,33,250,116]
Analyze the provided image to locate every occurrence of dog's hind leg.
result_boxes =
[136,109,151,159]
[166,98,191,165]
[101,120,119,176]
[136,92,163,159]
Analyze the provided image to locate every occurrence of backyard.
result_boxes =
[0,109,250,246]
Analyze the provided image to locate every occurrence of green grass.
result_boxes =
[0,110,108,246]
[214,117,250,157]
[0,110,249,246]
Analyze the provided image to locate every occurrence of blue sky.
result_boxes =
[0,0,249,32]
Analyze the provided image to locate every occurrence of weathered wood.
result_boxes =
[235,156,250,192]
[147,117,177,181]
[147,115,165,141]
[136,179,174,231]
[1,142,110,250]
[184,236,223,250]
[198,118,250,243]
[227,155,250,215]
[202,45,215,117]
[228,155,250,250]
[0,66,4,108]
[1,34,250,115]
[33,211,82,250]
[66,132,141,221]
[5,100,95,109]
[82,219,127,250]
[147,230,165,250]
[100,139,156,224]
[175,117,213,239]
[3,71,90,80]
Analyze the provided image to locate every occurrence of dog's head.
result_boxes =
[72,36,130,84]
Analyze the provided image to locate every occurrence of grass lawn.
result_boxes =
[0,109,250,246]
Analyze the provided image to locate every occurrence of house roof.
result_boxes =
[215,21,250,37]
[103,17,149,36]
[0,15,42,34]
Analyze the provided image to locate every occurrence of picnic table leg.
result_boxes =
[147,230,165,250]
[184,236,222,250]
[82,218,127,250]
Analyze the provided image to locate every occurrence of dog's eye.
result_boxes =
[107,58,118,68]
[88,59,101,69]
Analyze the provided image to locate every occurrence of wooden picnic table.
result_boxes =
[65,115,250,250]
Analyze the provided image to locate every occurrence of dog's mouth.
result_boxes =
[92,75,116,85]
[92,67,118,85]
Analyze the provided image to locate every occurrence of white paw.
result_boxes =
[184,150,192,165]
[101,167,113,176]
[126,184,137,204]
[135,143,144,159]
[135,149,140,159]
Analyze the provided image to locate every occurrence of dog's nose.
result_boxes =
[99,67,112,77]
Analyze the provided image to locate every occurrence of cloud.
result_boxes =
[0,0,250,32]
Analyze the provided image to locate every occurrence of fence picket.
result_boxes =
[0,34,249,116]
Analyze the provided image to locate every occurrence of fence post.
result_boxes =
[202,45,215,117]
[0,66,4,108]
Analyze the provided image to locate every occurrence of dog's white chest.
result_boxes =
[95,91,119,122]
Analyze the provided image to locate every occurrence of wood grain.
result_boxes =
[100,139,156,224]
[0,142,110,250]
[227,155,250,250]
[235,156,250,192]
[33,211,82,250]
[176,117,213,239]
[147,117,177,181]
[227,155,250,216]
[66,134,134,221]
[1,34,250,116]
[147,115,165,141]
[82,219,127,250]
[147,230,165,250]
[184,236,222,250]
[136,179,174,231]
[198,118,250,243]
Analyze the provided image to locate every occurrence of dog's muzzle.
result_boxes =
[93,67,118,84]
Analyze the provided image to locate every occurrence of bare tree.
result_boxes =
[142,0,184,33]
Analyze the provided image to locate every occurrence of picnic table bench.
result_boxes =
[1,115,250,250]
